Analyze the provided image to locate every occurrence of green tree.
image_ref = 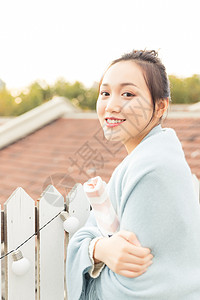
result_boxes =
[184,75,200,103]
[169,74,200,104]
[1,73,199,117]
[9,81,54,116]
[53,79,98,110]
[169,75,186,103]
[0,89,15,116]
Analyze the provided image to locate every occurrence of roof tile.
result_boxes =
[0,117,199,205]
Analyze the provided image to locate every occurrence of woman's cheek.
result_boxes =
[96,99,105,125]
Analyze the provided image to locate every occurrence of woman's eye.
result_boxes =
[122,92,135,97]
[100,91,110,96]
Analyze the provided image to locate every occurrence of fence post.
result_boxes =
[67,183,90,239]
[37,184,65,300]
[4,187,35,300]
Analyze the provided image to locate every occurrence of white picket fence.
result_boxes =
[0,174,199,300]
[1,183,90,300]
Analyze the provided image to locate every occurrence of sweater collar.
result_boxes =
[122,124,163,162]
[141,123,162,144]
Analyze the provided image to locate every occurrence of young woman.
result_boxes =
[66,50,200,299]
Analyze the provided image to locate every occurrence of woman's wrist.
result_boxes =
[93,237,108,263]
[93,238,103,263]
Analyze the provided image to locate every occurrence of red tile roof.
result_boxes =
[0,117,199,205]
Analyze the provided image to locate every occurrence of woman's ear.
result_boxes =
[155,98,169,118]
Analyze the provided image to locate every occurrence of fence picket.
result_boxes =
[4,187,35,300]
[67,183,90,239]
[37,185,65,300]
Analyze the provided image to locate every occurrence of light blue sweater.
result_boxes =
[66,124,200,300]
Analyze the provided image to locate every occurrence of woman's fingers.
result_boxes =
[117,230,141,247]
[118,268,148,278]
[125,242,151,258]
[119,260,153,273]
[122,252,153,265]
[134,253,153,265]
[116,260,153,278]
[117,230,152,258]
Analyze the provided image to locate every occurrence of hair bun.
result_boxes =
[132,49,158,58]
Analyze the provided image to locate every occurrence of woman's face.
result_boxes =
[96,61,161,154]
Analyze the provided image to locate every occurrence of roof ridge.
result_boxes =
[0,97,77,150]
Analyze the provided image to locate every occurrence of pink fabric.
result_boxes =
[91,197,111,212]
[83,176,119,237]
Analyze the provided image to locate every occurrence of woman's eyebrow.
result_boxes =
[120,82,138,88]
[101,82,138,88]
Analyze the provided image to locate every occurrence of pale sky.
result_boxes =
[0,0,200,92]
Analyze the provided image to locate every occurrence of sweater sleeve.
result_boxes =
[88,237,105,278]
[66,210,104,300]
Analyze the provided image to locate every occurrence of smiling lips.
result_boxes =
[105,117,126,127]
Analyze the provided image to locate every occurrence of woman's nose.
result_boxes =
[105,96,121,113]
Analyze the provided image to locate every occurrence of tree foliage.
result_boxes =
[169,74,200,104]
[0,74,199,116]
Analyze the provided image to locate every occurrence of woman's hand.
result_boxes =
[93,230,153,278]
